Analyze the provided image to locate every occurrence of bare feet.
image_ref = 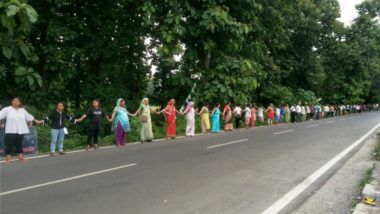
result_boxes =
[19,158,28,162]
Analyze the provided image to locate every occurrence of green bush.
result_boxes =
[260,85,294,105]
[294,89,318,105]
[35,125,50,153]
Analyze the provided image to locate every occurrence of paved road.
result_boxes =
[1,112,380,214]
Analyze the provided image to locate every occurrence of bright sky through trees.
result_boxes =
[338,0,364,25]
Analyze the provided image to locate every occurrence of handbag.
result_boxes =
[140,115,147,123]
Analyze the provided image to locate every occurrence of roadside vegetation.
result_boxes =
[351,134,379,212]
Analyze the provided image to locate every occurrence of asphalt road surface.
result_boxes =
[1,112,380,214]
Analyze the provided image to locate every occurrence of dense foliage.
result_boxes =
[1,0,380,108]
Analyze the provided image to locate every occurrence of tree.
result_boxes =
[26,0,151,110]
[0,0,40,103]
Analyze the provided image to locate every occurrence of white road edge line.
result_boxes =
[0,163,137,197]
[0,133,205,163]
[262,122,380,214]
[327,121,335,124]
[273,129,294,135]
[0,145,120,163]
[307,124,319,128]
[207,139,248,149]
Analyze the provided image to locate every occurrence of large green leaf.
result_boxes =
[0,65,6,80]
[35,75,42,87]
[2,46,12,59]
[0,14,14,35]
[15,66,28,76]
[5,4,19,17]
[17,40,30,57]
[27,75,35,88]
[25,5,38,23]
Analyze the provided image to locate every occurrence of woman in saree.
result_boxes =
[210,103,221,133]
[159,99,180,139]
[250,104,257,128]
[109,98,133,147]
[197,103,211,134]
[222,102,233,131]
[133,98,155,143]
[266,104,275,126]
[284,104,291,123]
[183,101,195,137]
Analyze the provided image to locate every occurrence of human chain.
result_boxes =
[0,96,379,164]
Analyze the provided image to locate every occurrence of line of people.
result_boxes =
[0,96,379,164]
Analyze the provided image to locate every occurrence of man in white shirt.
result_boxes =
[330,105,335,117]
[233,105,242,129]
[296,103,302,122]
[306,105,311,120]
[324,105,330,118]
[356,105,360,113]
[290,105,296,123]
[301,106,306,121]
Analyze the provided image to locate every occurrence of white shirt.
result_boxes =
[276,108,281,116]
[0,106,34,134]
[258,108,264,117]
[244,107,251,118]
[233,106,242,116]
[301,106,306,114]
[296,105,302,113]
[290,106,296,112]
[306,106,311,113]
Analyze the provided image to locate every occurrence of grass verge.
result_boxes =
[351,162,376,212]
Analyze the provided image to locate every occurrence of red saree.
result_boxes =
[165,104,176,138]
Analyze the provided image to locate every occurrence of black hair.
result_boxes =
[12,96,23,107]
[56,102,65,108]
[92,99,101,107]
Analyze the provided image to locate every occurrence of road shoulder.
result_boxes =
[294,130,379,214]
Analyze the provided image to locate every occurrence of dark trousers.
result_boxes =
[297,113,302,122]
[87,129,100,145]
[5,133,24,155]
[291,112,297,123]
[235,116,242,128]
